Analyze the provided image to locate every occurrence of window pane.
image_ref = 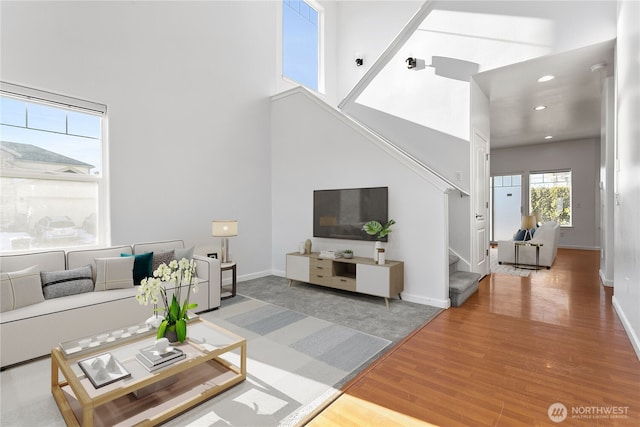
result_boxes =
[0,178,98,251]
[529,171,571,226]
[0,97,26,126]
[283,0,319,91]
[28,103,67,133]
[0,97,102,176]
[1,87,106,253]
[68,111,101,139]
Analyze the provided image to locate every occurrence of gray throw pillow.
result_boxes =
[152,250,175,272]
[41,265,94,299]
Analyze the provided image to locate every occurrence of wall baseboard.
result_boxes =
[229,269,273,285]
[557,245,600,250]
[599,269,614,287]
[401,292,450,309]
[612,296,640,361]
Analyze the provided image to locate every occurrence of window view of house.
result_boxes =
[282,0,320,91]
[529,170,572,226]
[0,89,105,252]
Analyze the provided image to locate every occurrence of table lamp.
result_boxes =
[212,220,238,263]
[521,215,536,240]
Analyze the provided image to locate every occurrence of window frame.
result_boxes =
[281,0,325,94]
[0,81,110,252]
[528,169,572,227]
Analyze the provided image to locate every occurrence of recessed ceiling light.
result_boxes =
[534,105,547,111]
[538,75,555,82]
[544,135,553,140]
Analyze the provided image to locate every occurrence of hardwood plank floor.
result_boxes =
[308,249,640,426]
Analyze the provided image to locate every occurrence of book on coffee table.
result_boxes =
[136,345,185,372]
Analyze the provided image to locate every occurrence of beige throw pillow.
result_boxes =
[0,265,45,312]
[94,257,134,291]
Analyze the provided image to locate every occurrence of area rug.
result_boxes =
[0,298,390,427]
[164,297,391,426]
[490,247,530,277]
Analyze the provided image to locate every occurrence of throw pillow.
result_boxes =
[514,229,526,241]
[174,246,194,262]
[94,257,134,291]
[152,250,175,272]
[121,252,153,285]
[41,265,94,299]
[0,265,45,312]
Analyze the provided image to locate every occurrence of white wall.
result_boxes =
[613,0,640,359]
[271,89,451,308]
[0,1,276,278]
[600,77,615,286]
[491,138,600,249]
[336,0,422,103]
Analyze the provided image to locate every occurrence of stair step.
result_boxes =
[449,271,481,307]
[449,254,460,275]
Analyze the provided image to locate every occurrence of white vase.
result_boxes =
[373,241,384,261]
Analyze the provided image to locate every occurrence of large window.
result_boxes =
[529,170,572,226]
[0,82,107,252]
[283,0,322,92]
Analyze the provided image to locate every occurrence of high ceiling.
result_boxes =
[474,40,615,149]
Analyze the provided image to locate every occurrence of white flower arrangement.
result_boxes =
[136,258,198,342]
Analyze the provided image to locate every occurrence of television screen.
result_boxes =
[313,187,388,241]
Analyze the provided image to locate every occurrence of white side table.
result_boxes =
[221,262,237,299]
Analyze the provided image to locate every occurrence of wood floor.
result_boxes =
[308,249,640,426]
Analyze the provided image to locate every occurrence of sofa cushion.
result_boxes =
[0,265,45,312]
[152,250,175,272]
[41,265,94,299]
[121,252,153,285]
[94,257,134,291]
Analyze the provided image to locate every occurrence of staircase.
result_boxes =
[449,254,481,307]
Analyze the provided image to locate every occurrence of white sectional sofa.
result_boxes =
[0,240,220,368]
[497,221,561,268]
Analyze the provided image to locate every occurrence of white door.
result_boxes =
[491,174,523,241]
[473,131,490,277]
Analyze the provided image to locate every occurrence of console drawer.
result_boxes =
[331,276,356,292]
[309,271,333,286]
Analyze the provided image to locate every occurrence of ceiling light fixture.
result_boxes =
[534,105,547,111]
[538,75,555,82]
[544,135,553,140]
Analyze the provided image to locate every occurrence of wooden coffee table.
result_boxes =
[51,318,246,426]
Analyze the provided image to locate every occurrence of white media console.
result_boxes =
[286,252,404,308]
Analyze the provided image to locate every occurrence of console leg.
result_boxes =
[398,293,402,300]
[385,297,390,309]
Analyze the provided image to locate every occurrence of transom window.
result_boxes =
[282,0,322,92]
[529,170,572,226]
[0,82,107,252]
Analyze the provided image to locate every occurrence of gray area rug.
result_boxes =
[0,276,442,427]
[236,275,442,343]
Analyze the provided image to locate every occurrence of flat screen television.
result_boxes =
[313,187,388,241]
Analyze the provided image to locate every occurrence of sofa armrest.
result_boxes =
[193,255,221,311]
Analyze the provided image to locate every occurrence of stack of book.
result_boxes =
[319,250,344,259]
[135,345,185,372]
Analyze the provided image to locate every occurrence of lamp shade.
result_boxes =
[212,220,238,237]
[521,215,536,230]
